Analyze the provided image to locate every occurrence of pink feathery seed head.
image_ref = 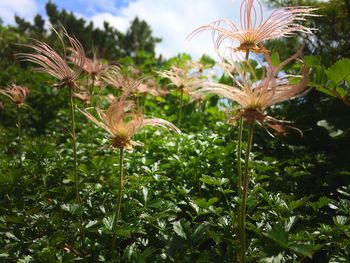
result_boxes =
[158,66,204,95]
[102,65,143,95]
[0,84,30,107]
[17,27,85,89]
[187,0,317,54]
[80,78,180,150]
[193,46,309,134]
[69,49,105,80]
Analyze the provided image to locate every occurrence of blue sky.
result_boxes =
[0,0,267,59]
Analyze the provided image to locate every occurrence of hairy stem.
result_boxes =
[239,123,254,263]
[237,118,243,198]
[237,49,250,263]
[17,106,22,165]
[90,77,95,106]
[111,147,125,260]
[69,87,80,204]
[177,88,184,129]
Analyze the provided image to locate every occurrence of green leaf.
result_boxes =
[265,225,289,247]
[304,55,321,67]
[193,197,219,209]
[5,216,25,225]
[102,215,114,233]
[116,225,146,238]
[288,242,318,258]
[199,175,229,186]
[264,226,318,258]
[308,197,332,211]
[326,59,350,84]
[173,221,189,240]
[270,52,281,67]
[190,224,208,244]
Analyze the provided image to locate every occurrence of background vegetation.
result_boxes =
[0,0,349,262]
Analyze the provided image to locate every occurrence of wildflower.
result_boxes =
[194,48,309,134]
[80,82,180,149]
[188,0,316,53]
[102,65,129,91]
[137,78,168,97]
[18,28,84,89]
[73,88,91,106]
[69,50,105,81]
[158,66,204,95]
[0,84,30,107]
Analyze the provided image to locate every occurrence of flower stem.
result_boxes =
[177,88,184,129]
[17,106,22,165]
[90,77,95,106]
[236,48,251,263]
[111,147,124,260]
[238,122,254,263]
[237,118,243,198]
[69,87,80,204]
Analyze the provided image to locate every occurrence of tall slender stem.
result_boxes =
[238,50,250,195]
[177,88,184,129]
[90,77,95,106]
[237,49,250,262]
[69,87,80,204]
[237,118,243,198]
[17,106,22,165]
[111,147,124,260]
[238,123,254,263]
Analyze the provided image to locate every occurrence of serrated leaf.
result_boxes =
[190,224,208,244]
[173,221,188,240]
[193,197,219,209]
[304,55,321,67]
[264,226,318,257]
[102,215,114,232]
[326,59,350,84]
[116,225,146,238]
[199,175,229,186]
[308,197,332,211]
[288,242,318,258]
[265,225,289,246]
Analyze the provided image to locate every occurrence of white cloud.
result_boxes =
[91,12,129,32]
[89,0,245,59]
[0,0,38,25]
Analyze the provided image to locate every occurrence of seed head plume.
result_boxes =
[17,27,85,89]
[188,0,317,54]
[69,49,105,81]
[193,46,309,134]
[158,66,204,95]
[0,84,30,107]
[80,80,180,149]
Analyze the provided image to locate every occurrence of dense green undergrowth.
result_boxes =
[0,63,349,262]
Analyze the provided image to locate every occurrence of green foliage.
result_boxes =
[306,56,350,105]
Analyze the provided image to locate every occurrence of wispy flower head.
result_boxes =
[102,65,131,91]
[188,0,316,53]
[69,50,105,81]
[18,28,85,89]
[194,48,309,134]
[158,66,204,95]
[80,81,180,149]
[73,87,91,106]
[137,78,168,97]
[0,84,30,107]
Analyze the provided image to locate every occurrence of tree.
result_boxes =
[266,0,350,65]
[6,1,161,62]
[122,17,161,57]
